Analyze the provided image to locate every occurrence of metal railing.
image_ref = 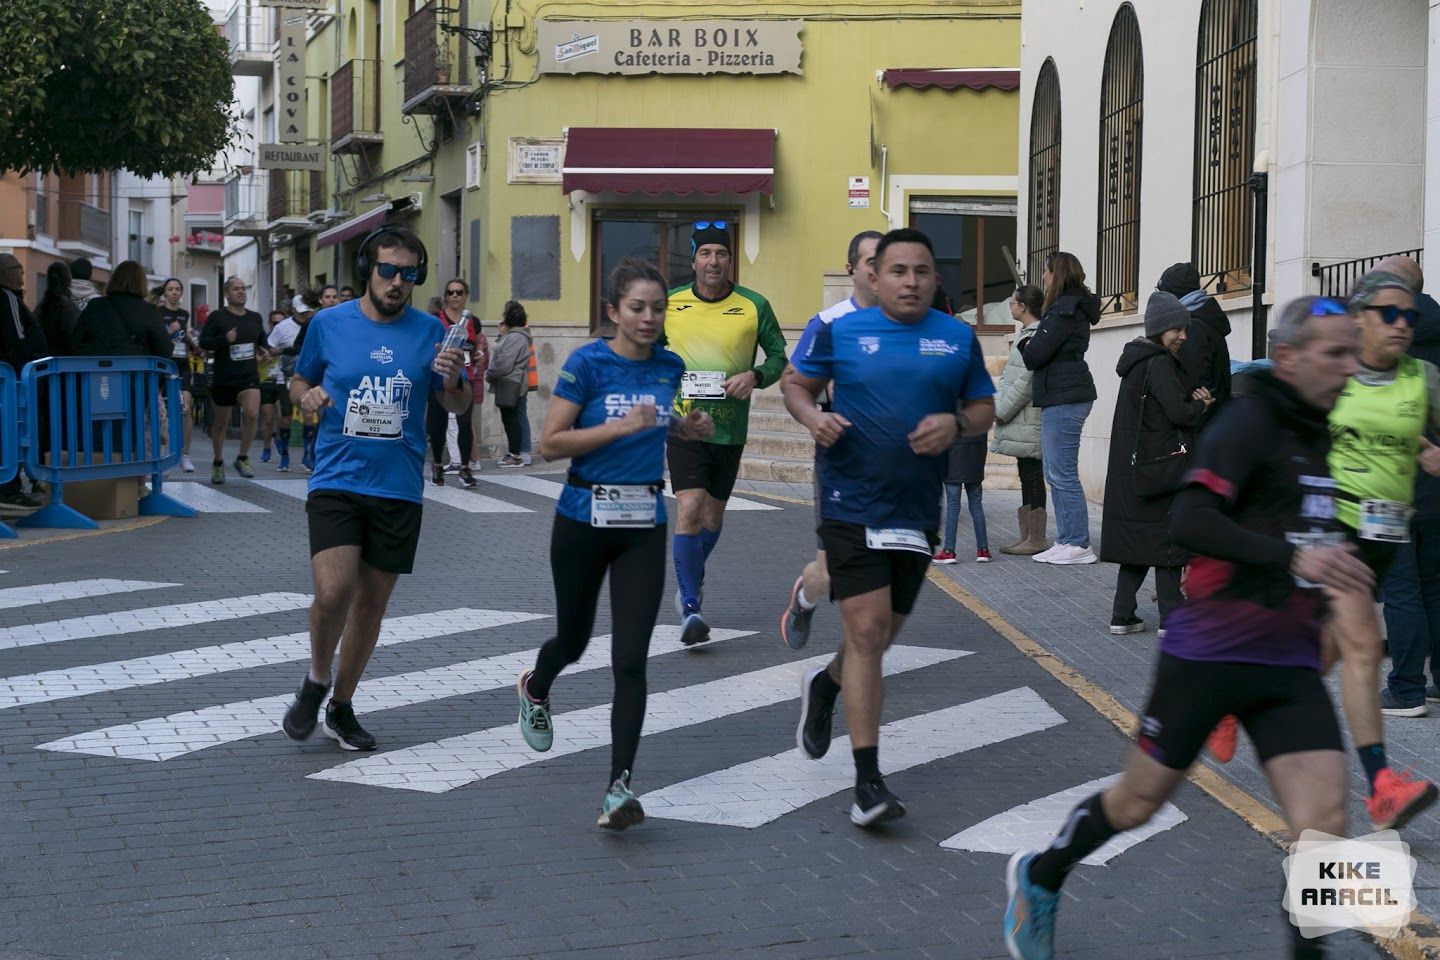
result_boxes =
[403,2,468,111]
[1312,249,1423,299]
[223,1,272,60]
[331,58,383,147]
[1026,59,1061,284]
[224,171,268,225]
[1096,4,1144,314]
[56,199,111,252]
[267,169,322,222]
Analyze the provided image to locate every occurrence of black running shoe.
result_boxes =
[323,701,377,751]
[850,777,906,828]
[281,676,329,740]
[797,665,838,759]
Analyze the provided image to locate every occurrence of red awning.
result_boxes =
[562,128,776,197]
[314,203,392,251]
[881,68,1020,91]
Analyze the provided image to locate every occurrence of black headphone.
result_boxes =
[354,225,429,287]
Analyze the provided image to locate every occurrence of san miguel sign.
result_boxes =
[537,20,803,76]
[275,11,308,142]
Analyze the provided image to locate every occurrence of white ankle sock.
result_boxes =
[797,585,817,611]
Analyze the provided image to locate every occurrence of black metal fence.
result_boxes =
[1027,59,1062,285]
[1096,4,1144,314]
[1312,250,1423,299]
[1192,0,1257,294]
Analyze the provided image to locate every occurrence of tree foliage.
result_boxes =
[0,0,237,177]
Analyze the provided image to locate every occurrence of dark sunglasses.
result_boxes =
[693,220,728,231]
[374,262,421,283]
[1367,304,1417,326]
[445,288,467,296]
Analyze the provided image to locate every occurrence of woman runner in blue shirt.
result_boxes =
[516,258,714,830]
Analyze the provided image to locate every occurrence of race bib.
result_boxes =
[590,484,659,529]
[342,398,402,440]
[865,527,932,555]
[229,342,255,361]
[172,341,188,359]
[1285,530,1349,588]
[1358,499,1411,543]
[681,370,727,400]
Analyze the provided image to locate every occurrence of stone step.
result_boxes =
[744,430,818,461]
[751,389,788,413]
[737,452,1021,489]
[749,409,800,433]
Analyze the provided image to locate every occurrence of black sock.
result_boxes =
[814,667,841,699]
[1027,793,1118,892]
[1358,743,1387,793]
[213,459,223,466]
[853,746,879,785]
[328,698,348,710]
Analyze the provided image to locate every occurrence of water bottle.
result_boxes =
[434,320,469,374]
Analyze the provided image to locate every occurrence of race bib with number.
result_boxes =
[1358,499,1411,543]
[342,398,402,440]
[229,342,255,361]
[591,484,659,529]
[681,370,727,400]
[172,340,188,359]
[865,527,932,555]
[1285,530,1350,588]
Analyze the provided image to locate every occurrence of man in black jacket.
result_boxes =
[1158,261,1232,425]
[0,254,48,513]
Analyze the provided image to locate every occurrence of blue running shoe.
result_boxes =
[680,612,710,647]
[517,670,553,752]
[259,446,271,463]
[1004,851,1058,960]
[597,771,645,830]
[278,451,291,472]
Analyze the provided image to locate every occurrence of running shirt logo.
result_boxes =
[919,338,959,356]
[604,392,672,425]
[350,371,414,420]
[722,307,745,315]
[1298,476,1337,521]
[858,336,879,355]
[369,346,394,365]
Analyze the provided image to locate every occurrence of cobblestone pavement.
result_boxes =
[0,450,1389,959]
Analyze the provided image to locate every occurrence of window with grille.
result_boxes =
[1192,0,1256,294]
[1027,59,1061,285]
[1096,4,1144,315]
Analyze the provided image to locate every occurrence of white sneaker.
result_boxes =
[1048,545,1098,565]
[520,455,532,466]
[1032,543,1063,563]
[181,455,195,473]
[467,460,482,472]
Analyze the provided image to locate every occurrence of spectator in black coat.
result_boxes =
[1101,292,1214,636]
[1157,261,1232,426]
[36,261,80,356]
[73,260,170,359]
[0,253,48,512]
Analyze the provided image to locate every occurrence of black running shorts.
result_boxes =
[818,519,935,615]
[1136,652,1343,770]
[211,380,260,408]
[667,436,744,501]
[1345,528,1399,598]
[259,382,283,406]
[307,490,423,575]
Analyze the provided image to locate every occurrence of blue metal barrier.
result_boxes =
[19,356,197,529]
[0,363,18,539]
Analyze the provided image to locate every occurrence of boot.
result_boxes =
[1010,507,1051,556]
[999,506,1033,555]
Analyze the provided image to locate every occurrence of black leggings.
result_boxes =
[1112,563,1184,624]
[1017,457,1046,510]
[498,404,523,456]
[528,515,667,784]
[426,403,473,464]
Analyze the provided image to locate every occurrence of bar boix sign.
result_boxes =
[537,20,803,76]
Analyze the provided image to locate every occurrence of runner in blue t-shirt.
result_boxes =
[281,227,472,752]
[783,228,995,827]
[515,258,713,831]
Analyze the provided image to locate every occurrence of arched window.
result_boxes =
[1027,59,1062,284]
[1096,4,1144,314]
[1192,0,1257,293]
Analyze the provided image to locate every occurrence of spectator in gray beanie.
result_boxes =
[1157,261,1231,423]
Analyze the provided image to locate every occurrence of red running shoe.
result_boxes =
[1368,768,1439,830]
[932,549,957,565]
[1206,714,1239,763]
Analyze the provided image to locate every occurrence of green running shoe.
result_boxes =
[597,771,645,830]
[210,462,225,485]
[517,670,552,752]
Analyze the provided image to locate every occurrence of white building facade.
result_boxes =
[1018,0,1436,496]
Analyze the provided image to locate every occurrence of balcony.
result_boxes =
[401,3,471,116]
[56,199,112,257]
[331,59,384,154]
[224,1,273,76]
[267,169,324,229]
[224,171,269,237]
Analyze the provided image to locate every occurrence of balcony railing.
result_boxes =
[331,59,384,153]
[224,1,273,76]
[224,172,269,236]
[402,2,471,115]
[56,199,111,253]
[1311,249,1423,299]
[267,169,323,224]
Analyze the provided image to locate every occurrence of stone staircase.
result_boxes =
[741,354,1021,489]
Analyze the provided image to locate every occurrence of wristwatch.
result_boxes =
[750,368,764,387]
[954,411,969,434]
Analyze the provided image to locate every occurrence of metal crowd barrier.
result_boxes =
[18,356,197,530]
[0,363,18,539]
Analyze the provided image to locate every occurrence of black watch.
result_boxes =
[750,368,764,387]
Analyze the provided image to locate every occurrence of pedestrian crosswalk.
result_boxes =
[1,575,1183,855]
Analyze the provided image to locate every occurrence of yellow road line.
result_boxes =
[925,568,1440,959]
[0,516,168,551]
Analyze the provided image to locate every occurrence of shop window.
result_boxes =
[909,198,1018,332]
[589,211,737,332]
[1027,59,1061,285]
[1097,3,1144,315]
[1193,0,1256,294]
[511,215,560,301]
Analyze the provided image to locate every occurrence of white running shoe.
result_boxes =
[1048,544,1098,565]
[1031,543,1063,564]
[181,455,195,473]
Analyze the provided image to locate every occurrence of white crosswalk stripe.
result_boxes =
[0,579,175,612]
[309,645,969,793]
[243,478,311,501]
[0,608,544,710]
[640,687,1065,828]
[937,774,1186,864]
[0,593,313,652]
[155,482,270,513]
[245,477,533,513]
[477,474,781,511]
[39,626,754,761]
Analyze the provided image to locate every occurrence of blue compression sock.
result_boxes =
[673,533,705,613]
[699,527,721,563]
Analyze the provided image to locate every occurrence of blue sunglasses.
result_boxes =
[374,262,421,283]
[1368,304,1417,326]
[693,220,728,231]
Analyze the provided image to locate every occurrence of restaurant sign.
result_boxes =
[537,20,803,76]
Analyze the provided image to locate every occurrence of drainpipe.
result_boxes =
[1248,169,1269,361]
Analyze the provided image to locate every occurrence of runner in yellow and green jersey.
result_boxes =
[663,221,788,645]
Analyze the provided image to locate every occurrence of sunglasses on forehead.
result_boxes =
[1310,298,1347,316]
[693,220,728,231]
[374,262,421,283]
